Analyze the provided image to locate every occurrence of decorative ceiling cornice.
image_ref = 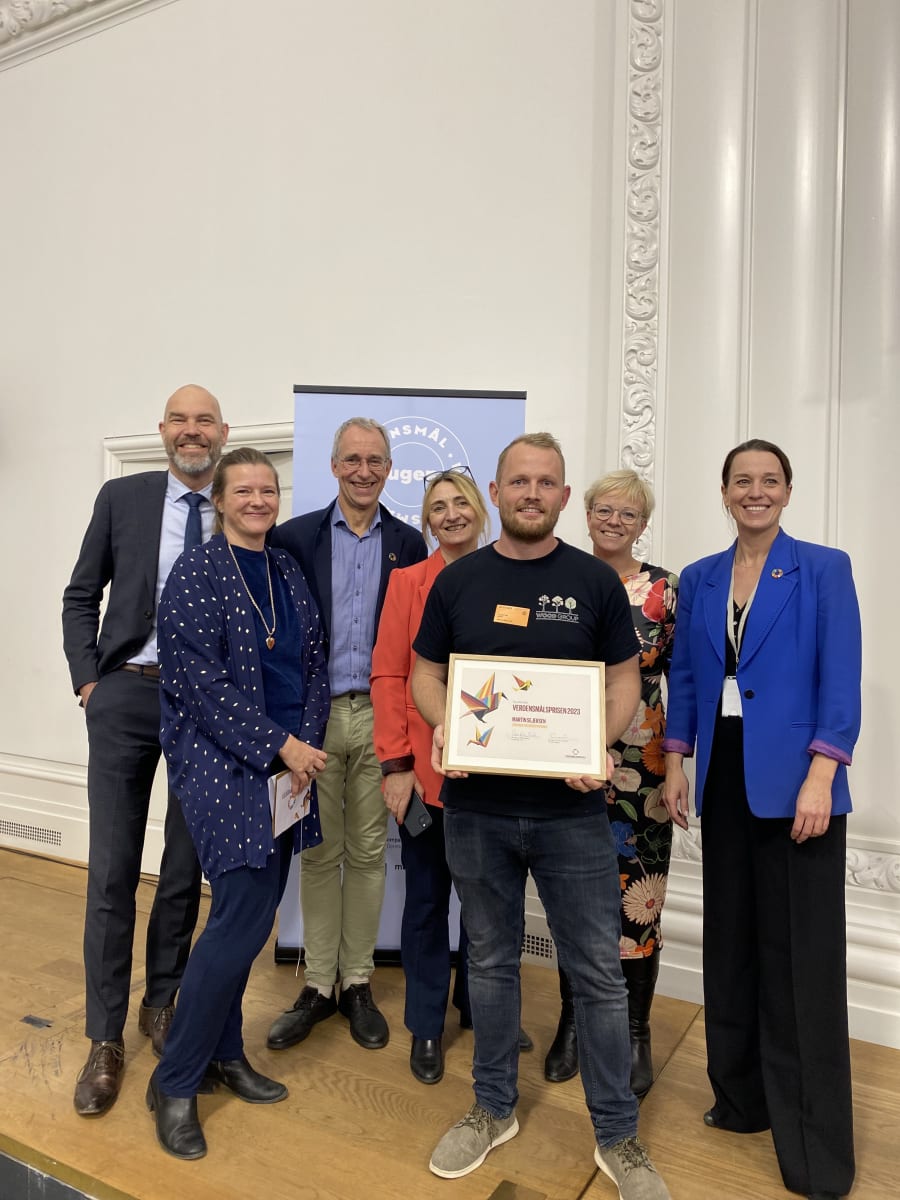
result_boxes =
[0,0,176,71]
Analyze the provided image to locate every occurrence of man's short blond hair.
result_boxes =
[495,432,565,484]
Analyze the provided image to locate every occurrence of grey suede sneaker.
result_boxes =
[429,1103,519,1178]
[594,1137,671,1199]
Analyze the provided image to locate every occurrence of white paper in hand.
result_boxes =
[269,770,312,838]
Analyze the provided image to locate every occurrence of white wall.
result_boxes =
[659,0,900,1044]
[0,0,604,857]
[1,0,897,1044]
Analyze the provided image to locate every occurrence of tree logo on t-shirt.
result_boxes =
[535,594,579,623]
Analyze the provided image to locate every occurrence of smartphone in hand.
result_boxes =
[404,790,433,837]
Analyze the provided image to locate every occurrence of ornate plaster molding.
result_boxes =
[619,0,664,486]
[846,846,900,895]
[0,0,175,71]
[672,824,702,865]
[674,825,900,896]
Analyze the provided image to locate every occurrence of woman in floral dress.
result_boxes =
[544,469,678,1099]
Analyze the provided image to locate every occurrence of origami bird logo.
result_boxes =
[468,725,494,749]
[512,675,533,691]
[459,673,506,722]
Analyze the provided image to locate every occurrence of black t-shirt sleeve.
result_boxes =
[412,575,451,664]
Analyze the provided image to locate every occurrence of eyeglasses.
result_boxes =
[590,504,643,526]
[337,455,390,473]
[423,464,475,491]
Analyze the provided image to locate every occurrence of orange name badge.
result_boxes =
[494,604,530,627]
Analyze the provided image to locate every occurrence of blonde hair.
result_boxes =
[584,469,654,519]
[495,432,565,484]
[421,470,490,548]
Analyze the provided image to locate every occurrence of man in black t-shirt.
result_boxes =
[412,434,671,1199]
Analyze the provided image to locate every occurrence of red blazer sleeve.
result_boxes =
[371,552,447,805]
[371,566,416,763]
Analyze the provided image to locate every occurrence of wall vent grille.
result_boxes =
[0,820,62,848]
[523,930,556,963]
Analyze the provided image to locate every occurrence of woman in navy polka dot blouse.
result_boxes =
[149,447,330,1160]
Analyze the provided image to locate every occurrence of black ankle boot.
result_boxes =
[623,953,660,1099]
[146,1069,206,1159]
[544,967,578,1082]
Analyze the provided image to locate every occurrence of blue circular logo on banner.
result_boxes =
[382,415,470,523]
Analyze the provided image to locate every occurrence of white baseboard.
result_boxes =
[0,752,166,873]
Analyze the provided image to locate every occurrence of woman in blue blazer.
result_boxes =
[150,448,330,1160]
[663,439,861,1200]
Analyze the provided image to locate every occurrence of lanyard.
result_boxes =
[726,568,759,666]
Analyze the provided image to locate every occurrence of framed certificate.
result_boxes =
[443,654,607,779]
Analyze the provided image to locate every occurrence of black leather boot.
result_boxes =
[146,1069,206,1159]
[623,952,659,1099]
[544,966,578,1082]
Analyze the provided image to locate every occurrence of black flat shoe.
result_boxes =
[338,983,389,1049]
[146,1070,206,1160]
[703,1108,770,1134]
[267,986,337,1050]
[205,1055,287,1103]
[410,1036,443,1084]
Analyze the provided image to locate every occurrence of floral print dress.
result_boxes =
[607,563,679,959]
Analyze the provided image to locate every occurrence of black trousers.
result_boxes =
[398,804,469,1038]
[157,835,294,1096]
[83,669,201,1040]
[701,718,854,1197]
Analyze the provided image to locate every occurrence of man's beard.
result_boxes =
[499,504,558,542]
[166,439,220,477]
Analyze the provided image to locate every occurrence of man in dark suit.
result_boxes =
[266,417,426,1052]
[62,384,229,1116]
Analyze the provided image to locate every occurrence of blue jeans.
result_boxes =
[444,808,637,1147]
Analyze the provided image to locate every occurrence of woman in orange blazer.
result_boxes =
[371,467,489,1085]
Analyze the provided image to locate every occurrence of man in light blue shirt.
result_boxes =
[63,385,229,1116]
[267,419,426,1052]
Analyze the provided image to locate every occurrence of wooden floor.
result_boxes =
[0,847,896,1200]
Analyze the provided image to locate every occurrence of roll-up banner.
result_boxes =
[276,386,526,962]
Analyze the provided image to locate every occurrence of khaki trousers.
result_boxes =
[300,693,387,988]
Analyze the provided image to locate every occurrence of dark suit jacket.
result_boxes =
[664,528,862,819]
[62,471,167,692]
[271,500,427,654]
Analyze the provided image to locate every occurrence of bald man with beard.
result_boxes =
[63,385,229,1117]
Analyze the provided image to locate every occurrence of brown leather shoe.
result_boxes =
[73,1040,125,1116]
[138,1002,174,1058]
